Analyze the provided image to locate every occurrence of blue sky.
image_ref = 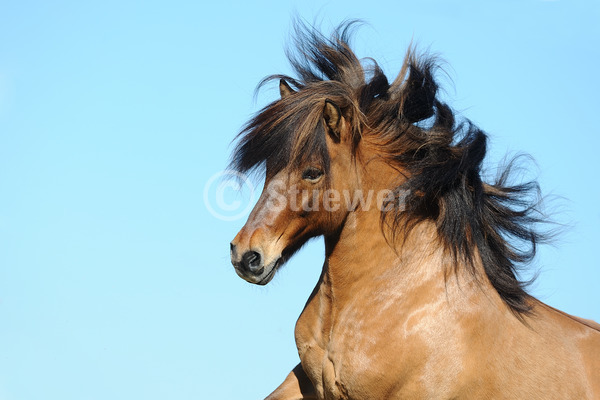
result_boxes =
[0,1,598,399]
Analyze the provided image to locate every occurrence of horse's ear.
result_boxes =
[279,79,295,98]
[323,99,342,142]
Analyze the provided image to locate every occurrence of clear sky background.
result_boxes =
[0,1,598,399]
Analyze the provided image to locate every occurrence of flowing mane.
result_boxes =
[230,22,599,398]
[231,21,549,315]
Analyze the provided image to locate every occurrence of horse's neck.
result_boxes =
[326,211,440,301]
[322,208,499,314]
[320,147,503,315]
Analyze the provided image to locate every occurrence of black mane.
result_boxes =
[231,21,550,315]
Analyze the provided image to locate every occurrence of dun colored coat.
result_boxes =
[229,22,600,399]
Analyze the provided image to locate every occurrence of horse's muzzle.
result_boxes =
[230,243,280,285]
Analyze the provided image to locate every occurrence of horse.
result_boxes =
[229,22,600,399]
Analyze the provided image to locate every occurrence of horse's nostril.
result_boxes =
[242,251,262,273]
[245,251,260,267]
[230,242,237,257]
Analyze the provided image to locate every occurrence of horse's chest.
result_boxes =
[319,346,382,400]
[296,282,445,398]
[298,294,463,399]
[313,307,402,399]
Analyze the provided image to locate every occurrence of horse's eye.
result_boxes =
[302,167,324,182]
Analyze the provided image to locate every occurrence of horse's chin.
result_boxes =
[237,257,283,285]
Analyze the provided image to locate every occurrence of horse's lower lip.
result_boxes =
[256,258,282,285]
